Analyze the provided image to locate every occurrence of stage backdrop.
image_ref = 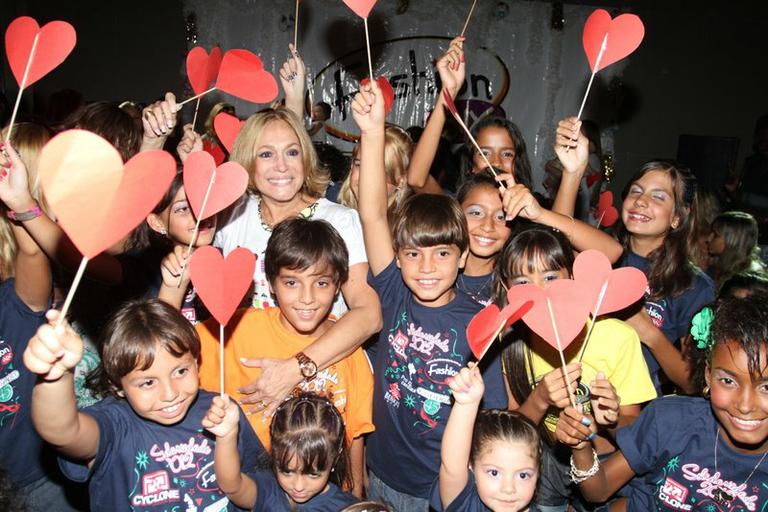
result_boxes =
[184,0,632,191]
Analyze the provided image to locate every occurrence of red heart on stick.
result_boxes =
[38,130,176,259]
[596,190,619,227]
[511,280,594,352]
[189,246,256,325]
[582,9,644,72]
[361,76,395,115]
[573,249,647,317]
[5,16,76,87]
[342,0,377,18]
[202,140,226,166]
[467,301,533,360]
[183,151,248,220]
[186,46,222,95]
[214,112,245,154]
[216,49,278,104]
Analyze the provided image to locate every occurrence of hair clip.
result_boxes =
[690,306,714,352]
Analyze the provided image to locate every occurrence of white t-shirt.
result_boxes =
[215,194,368,319]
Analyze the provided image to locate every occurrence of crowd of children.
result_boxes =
[0,30,767,512]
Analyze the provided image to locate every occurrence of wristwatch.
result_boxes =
[294,352,318,381]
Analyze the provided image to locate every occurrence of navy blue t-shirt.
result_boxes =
[366,260,508,498]
[429,472,542,511]
[619,251,714,389]
[617,396,768,511]
[456,272,495,306]
[0,278,50,487]
[60,390,266,511]
[249,471,357,511]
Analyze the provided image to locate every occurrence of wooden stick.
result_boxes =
[176,87,217,111]
[176,169,217,286]
[364,17,374,81]
[460,0,478,37]
[294,0,300,51]
[5,33,40,144]
[545,297,577,409]
[219,323,225,397]
[577,280,608,362]
[567,35,608,152]
[192,97,201,131]
[56,257,89,329]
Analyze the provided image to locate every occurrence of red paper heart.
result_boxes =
[38,130,176,259]
[573,249,647,317]
[5,16,76,87]
[186,46,222,96]
[216,49,278,104]
[582,9,644,72]
[597,190,619,227]
[342,0,377,18]
[510,280,593,352]
[361,76,394,115]
[189,246,256,325]
[202,139,226,166]
[183,151,248,220]
[214,112,245,154]
[467,301,533,360]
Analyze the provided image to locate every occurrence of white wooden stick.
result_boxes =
[546,297,577,409]
[6,33,40,144]
[176,169,217,286]
[56,257,89,329]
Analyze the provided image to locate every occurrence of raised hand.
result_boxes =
[447,362,484,406]
[498,176,544,222]
[141,92,178,150]
[23,310,83,381]
[554,117,589,176]
[351,79,385,134]
[0,141,35,213]
[280,43,306,117]
[202,394,241,439]
[160,245,192,288]
[437,36,466,98]
[176,124,203,163]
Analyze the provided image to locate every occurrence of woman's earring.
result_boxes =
[160,229,167,235]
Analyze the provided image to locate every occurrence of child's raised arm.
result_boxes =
[24,311,100,461]
[279,44,306,120]
[202,395,257,509]
[555,406,635,502]
[551,117,589,217]
[439,363,484,508]
[352,80,392,276]
[407,36,465,194]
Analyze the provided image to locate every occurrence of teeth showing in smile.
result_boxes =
[162,404,181,414]
[628,213,650,222]
[732,416,763,427]
[418,279,438,286]
[473,235,496,246]
[268,178,292,185]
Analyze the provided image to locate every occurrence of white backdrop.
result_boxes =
[185,0,632,190]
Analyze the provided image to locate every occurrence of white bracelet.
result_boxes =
[569,449,600,483]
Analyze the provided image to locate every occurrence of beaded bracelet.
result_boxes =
[569,449,600,483]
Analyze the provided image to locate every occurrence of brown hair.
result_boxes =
[230,107,328,198]
[64,102,142,161]
[269,392,352,492]
[470,409,541,467]
[391,194,468,253]
[125,170,185,252]
[708,211,766,289]
[93,300,201,397]
[617,160,699,300]
[265,218,349,286]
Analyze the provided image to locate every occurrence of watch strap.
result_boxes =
[7,206,41,222]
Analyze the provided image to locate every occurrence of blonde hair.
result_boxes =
[230,107,328,198]
[0,123,53,279]
[338,124,413,211]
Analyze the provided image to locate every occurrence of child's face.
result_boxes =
[462,185,511,260]
[474,126,516,176]
[706,340,768,452]
[150,187,216,247]
[275,457,331,504]
[621,170,679,241]
[473,440,538,512]
[507,253,569,289]
[396,244,467,307]
[269,263,339,336]
[706,228,726,256]
[119,343,199,426]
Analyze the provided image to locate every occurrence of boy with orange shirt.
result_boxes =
[196,218,374,497]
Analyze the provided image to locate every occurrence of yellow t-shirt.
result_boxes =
[525,318,657,432]
[196,307,375,449]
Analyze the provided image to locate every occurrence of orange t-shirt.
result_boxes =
[196,307,375,449]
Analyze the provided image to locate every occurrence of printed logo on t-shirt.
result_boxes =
[646,299,666,330]
[384,312,463,434]
[128,434,230,510]
[0,338,21,426]
[654,457,766,511]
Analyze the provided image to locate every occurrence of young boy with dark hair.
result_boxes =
[352,81,507,510]
[197,218,374,497]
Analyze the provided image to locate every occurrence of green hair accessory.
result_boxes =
[690,306,714,351]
